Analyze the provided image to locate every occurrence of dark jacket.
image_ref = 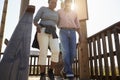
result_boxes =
[32,32,39,49]
[32,32,51,50]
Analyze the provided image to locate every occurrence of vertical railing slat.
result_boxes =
[93,37,98,79]
[96,35,103,80]
[88,39,94,77]
[29,56,32,75]
[114,29,120,76]
[101,33,109,80]
[107,30,116,80]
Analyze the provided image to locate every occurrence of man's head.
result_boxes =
[64,0,72,3]
[64,0,72,10]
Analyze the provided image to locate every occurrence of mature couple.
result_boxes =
[33,0,82,80]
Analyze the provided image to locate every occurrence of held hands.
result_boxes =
[77,36,83,52]
[78,36,81,46]
[78,31,83,46]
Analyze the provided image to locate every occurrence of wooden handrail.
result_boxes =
[0,5,35,80]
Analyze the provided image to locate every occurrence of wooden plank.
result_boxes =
[74,0,88,20]
[96,35,104,80]
[76,45,80,77]
[0,0,8,52]
[101,33,109,80]
[0,6,35,80]
[76,44,81,77]
[19,0,29,18]
[36,57,39,75]
[29,56,33,74]
[107,30,116,79]
[92,37,98,79]
[88,39,94,76]
[79,21,89,80]
[113,29,120,75]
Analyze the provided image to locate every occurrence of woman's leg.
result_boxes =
[49,37,60,68]
[47,35,60,80]
[37,28,49,79]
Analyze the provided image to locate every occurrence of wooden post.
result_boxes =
[74,0,90,79]
[0,0,8,52]
[0,5,35,80]
[79,20,90,80]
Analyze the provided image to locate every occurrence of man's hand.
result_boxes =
[78,37,81,46]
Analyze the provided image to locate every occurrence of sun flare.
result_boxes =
[71,2,75,10]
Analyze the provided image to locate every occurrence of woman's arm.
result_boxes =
[33,7,44,32]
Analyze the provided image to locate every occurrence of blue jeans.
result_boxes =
[59,29,76,76]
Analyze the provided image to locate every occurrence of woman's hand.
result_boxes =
[36,26,41,33]
[34,22,41,33]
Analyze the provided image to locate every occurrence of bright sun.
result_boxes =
[71,3,75,10]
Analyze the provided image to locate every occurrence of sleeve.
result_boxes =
[75,12,80,28]
[33,7,44,23]
[57,10,60,26]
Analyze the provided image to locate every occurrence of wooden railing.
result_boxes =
[0,15,119,79]
[88,21,120,80]
[29,53,51,76]
[0,5,35,80]
[0,49,79,77]
[29,51,79,77]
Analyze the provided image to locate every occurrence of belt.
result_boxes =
[60,27,75,30]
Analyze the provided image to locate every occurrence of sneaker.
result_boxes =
[66,74,74,80]
[48,69,55,80]
[40,72,46,80]
[66,74,74,77]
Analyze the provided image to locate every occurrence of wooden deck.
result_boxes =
[29,76,64,80]
[28,76,79,80]
[29,76,39,80]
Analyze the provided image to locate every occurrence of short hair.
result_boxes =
[48,0,57,3]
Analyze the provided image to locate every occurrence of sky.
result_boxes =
[0,0,120,52]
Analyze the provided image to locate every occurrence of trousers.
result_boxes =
[59,28,76,76]
[37,28,60,65]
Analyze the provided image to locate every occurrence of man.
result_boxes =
[58,0,82,79]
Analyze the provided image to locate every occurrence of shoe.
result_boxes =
[66,74,74,77]
[66,74,74,80]
[60,68,66,79]
[67,77,74,80]
[48,69,55,80]
[40,72,46,80]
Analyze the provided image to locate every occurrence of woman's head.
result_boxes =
[48,0,57,10]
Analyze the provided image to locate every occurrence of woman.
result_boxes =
[58,0,82,79]
[33,0,59,80]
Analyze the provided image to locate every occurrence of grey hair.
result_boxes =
[64,0,72,3]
